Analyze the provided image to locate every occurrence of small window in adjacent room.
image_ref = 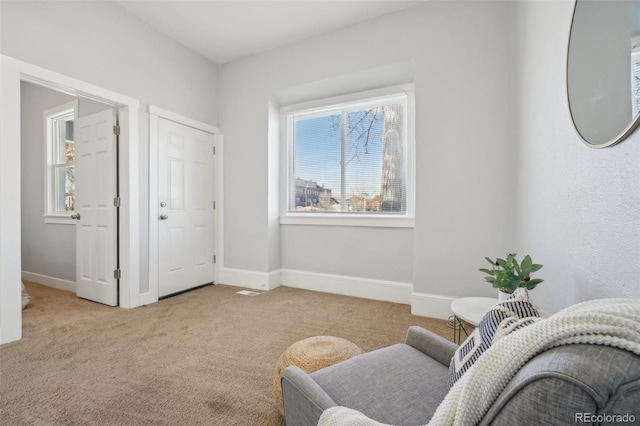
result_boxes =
[44,101,77,224]
[281,85,414,227]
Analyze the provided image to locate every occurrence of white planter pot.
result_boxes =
[498,290,511,302]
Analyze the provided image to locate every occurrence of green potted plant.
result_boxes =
[479,253,543,300]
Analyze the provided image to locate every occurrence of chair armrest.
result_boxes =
[404,326,458,366]
[281,365,338,426]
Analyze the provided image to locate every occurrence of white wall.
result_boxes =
[21,83,77,283]
[1,0,219,293]
[514,1,640,314]
[219,1,515,306]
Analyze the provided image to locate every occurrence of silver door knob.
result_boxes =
[159,214,169,220]
[71,214,81,220]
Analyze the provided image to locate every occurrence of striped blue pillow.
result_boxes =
[448,288,540,388]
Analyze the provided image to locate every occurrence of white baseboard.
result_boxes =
[281,268,413,304]
[21,271,75,293]
[139,292,157,307]
[268,269,283,290]
[218,267,455,320]
[218,267,282,291]
[410,291,454,320]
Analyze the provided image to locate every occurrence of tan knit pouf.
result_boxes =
[273,336,364,415]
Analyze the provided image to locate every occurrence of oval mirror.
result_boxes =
[567,0,640,148]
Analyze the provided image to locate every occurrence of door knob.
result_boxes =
[71,214,81,220]
[159,214,169,220]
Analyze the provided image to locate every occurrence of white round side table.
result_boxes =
[450,297,497,343]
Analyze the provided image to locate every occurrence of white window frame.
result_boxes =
[43,100,78,224]
[280,84,415,228]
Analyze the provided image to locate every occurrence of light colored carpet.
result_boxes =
[1,281,452,425]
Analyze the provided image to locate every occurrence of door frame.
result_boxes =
[146,105,223,305]
[0,55,141,344]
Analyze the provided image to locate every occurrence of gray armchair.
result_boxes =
[281,326,640,425]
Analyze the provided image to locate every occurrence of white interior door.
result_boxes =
[74,109,118,306]
[158,118,215,297]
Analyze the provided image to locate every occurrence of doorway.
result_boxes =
[21,82,118,305]
[1,56,141,344]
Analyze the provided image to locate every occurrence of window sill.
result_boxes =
[280,214,414,228]
[44,214,76,225]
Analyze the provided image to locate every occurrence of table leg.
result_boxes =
[450,315,470,344]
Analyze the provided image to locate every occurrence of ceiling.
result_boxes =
[115,1,426,65]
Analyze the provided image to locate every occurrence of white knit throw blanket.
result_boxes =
[318,298,640,426]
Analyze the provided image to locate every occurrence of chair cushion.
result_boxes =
[311,344,450,425]
[448,288,540,388]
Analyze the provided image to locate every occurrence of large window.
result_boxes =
[282,86,414,226]
[44,101,77,222]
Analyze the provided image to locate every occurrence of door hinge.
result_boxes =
[114,269,121,279]
[213,255,216,264]
[213,201,216,209]
[114,197,121,207]
[113,125,120,136]
[213,146,216,155]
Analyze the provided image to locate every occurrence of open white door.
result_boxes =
[74,109,118,306]
[158,118,215,297]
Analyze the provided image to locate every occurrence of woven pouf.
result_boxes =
[273,336,364,414]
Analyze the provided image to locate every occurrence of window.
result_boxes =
[632,37,640,116]
[44,101,77,223]
[282,86,414,226]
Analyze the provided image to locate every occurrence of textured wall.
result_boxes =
[514,1,640,314]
